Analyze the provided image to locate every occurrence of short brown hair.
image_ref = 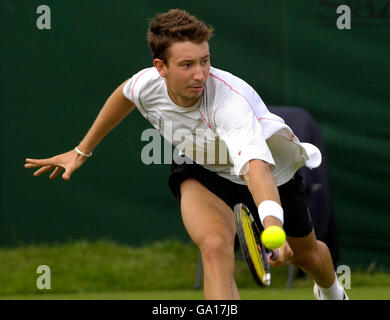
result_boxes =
[147,9,214,64]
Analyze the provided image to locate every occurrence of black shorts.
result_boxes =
[168,157,313,237]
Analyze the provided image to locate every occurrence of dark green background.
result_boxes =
[1,0,389,270]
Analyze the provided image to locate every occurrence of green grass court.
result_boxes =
[0,240,389,300]
[2,287,390,300]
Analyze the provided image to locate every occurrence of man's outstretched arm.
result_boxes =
[76,80,135,155]
[242,159,282,228]
[242,159,293,265]
[25,80,135,180]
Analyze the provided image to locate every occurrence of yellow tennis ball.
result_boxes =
[261,226,286,250]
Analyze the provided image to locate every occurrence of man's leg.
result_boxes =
[287,229,346,299]
[288,230,334,286]
[180,178,240,300]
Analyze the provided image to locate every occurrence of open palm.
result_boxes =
[24,149,87,181]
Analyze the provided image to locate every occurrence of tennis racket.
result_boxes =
[234,203,278,287]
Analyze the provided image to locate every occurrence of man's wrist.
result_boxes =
[263,216,283,229]
[75,146,93,158]
[258,200,284,227]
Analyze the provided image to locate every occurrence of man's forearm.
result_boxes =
[243,159,283,228]
[77,81,136,154]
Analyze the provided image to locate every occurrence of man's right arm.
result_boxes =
[77,80,136,154]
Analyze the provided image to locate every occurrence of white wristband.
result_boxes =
[258,200,284,226]
[75,146,92,158]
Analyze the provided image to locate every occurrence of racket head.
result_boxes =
[234,203,271,286]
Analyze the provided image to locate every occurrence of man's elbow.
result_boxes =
[242,159,270,184]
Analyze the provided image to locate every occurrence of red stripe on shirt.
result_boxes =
[209,72,256,114]
[198,109,211,129]
[209,73,296,141]
[131,67,154,102]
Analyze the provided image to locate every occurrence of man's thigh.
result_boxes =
[180,178,236,248]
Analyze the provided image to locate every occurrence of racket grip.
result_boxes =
[269,249,279,261]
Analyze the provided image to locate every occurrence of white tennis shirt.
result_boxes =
[123,66,321,186]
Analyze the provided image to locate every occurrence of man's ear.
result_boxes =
[153,58,167,78]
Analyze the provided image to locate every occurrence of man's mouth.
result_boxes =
[190,84,204,92]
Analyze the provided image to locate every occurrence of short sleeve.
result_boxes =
[214,98,275,177]
[122,68,154,117]
[122,77,135,103]
[123,69,151,106]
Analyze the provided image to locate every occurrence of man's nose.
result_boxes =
[193,64,205,82]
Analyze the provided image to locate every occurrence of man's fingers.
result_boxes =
[33,165,53,177]
[25,152,80,181]
[25,158,57,169]
[26,158,50,165]
[49,166,63,179]
[268,255,282,266]
[62,167,75,181]
[268,243,293,267]
[24,163,41,168]
[62,172,71,181]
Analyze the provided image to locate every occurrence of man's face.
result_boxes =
[154,41,210,108]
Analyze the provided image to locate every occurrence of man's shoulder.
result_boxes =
[124,67,163,102]
[130,67,161,85]
[209,66,254,93]
[209,66,241,83]
[207,66,258,110]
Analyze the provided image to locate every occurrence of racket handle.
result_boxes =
[268,249,279,261]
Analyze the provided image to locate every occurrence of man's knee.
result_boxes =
[200,234,234,263]
[290,245,320,270]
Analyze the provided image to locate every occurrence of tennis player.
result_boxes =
[25,9,348,300]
